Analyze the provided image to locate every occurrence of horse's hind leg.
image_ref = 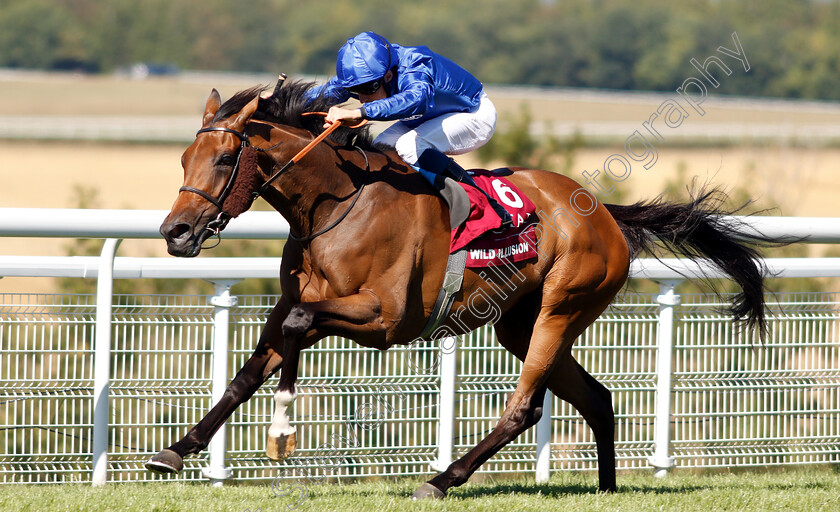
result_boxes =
[547,356,616,492]
[413,283,619,498]
[145,301,289,474]
[495,296,617,493]
[414,307,582,499]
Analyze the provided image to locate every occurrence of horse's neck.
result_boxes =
[261,141,360,238]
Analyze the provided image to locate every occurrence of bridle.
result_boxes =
[179,126,252,247]
[179,113,367,247]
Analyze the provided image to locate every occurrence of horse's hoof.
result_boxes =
[145,448,183,474]
[266,431,297,461]
[411,482,446,500]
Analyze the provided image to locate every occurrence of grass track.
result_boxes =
[2,468,839,512]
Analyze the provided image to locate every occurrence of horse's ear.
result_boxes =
[261,74,286,99]
[229,95,260,129]
[202,89,222,128]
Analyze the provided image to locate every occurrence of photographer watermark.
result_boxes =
[254,30,752,510]
[580,32,749,195]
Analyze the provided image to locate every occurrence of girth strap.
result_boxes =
[417,249,468,340]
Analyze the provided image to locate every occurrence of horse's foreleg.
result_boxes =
[266,291,385,460]
[264,317,302,461]
[145,301,289,474]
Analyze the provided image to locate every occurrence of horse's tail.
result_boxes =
[604,188,784,341]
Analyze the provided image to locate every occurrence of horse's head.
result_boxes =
[160,89,261,257]
[160,78,377,255]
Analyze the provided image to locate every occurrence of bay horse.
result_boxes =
[149,79,775,498]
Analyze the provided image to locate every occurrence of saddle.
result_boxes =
[417,168,538,339]
[421,168,472,229]
[449,169,537,263]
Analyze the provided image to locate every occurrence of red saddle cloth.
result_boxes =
[450,169,539,268]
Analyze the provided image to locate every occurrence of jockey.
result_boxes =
[309,31,512,228]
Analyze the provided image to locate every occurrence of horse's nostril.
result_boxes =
[166,223,190,241]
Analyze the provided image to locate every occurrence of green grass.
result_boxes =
[2,468,839,512]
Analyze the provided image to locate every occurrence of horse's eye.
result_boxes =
[218,154,235,167]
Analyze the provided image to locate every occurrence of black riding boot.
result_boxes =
[417,149,513,228]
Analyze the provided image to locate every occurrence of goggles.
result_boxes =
[346,79,383,96]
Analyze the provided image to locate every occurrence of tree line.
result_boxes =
[2,0,839,99]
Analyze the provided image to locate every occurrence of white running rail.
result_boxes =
[1,208,839,486]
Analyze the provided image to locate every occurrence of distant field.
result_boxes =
[3,69,840,123]
[1,71,839,293]
[0,71,254,117]
[3,70,840,138]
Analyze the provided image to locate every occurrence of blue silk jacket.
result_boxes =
[310,43,484,128]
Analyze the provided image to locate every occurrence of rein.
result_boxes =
[288,147,369,243]
[255,112,366,195]
[179,114,368,247]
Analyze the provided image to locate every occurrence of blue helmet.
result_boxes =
[335,31,396,88]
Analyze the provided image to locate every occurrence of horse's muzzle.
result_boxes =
[159,219,208,257]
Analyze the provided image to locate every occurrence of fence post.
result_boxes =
[431,336,458,472]
[535,391,553,483]
[201,279,240,486]
[92,238,122,487]
[649,280,680,477]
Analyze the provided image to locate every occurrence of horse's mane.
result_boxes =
[212,80,375,150]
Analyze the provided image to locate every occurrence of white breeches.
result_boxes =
[373,91,497,165]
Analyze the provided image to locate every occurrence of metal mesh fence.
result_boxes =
[1,290,839,484]
[672,293,840,468]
